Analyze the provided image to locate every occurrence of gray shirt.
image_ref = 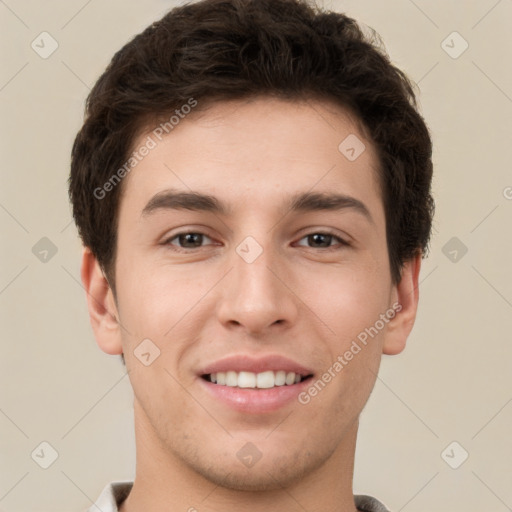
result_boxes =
[86,481,391,512]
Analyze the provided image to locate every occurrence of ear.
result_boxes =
[80,247,123,355]
[382,253,422,355]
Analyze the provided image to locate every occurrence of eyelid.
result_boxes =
[162,227,351,250]
[160,224,215,243]
[294,229,351,248]
[161,230,215,248]
[296,226,351,241]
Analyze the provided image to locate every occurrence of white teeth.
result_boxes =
[274,370,286,386]
[238,371,256,388]
[285,372,296,385]
[208,370,307,389]
[226,371,238,387]
[256,370,275,389]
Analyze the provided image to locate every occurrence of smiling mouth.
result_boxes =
[201,370,313,389]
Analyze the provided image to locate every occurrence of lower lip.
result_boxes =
[198,377,313,413]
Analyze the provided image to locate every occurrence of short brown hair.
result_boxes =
[69,0,434,292]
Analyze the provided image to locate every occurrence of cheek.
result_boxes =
[115,256,203,338]
[302,260,391,344]
[309,261,390,408]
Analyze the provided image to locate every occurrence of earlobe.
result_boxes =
[80,247,123,355]
[382,254,422,355]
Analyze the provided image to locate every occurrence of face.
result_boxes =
[83,96,420,492]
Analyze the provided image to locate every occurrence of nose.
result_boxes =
[215,239,299,336]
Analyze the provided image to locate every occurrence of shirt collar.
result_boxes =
[88,481,390,512]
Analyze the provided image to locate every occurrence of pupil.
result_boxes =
[181,233,201,247]
[311,234,330,247]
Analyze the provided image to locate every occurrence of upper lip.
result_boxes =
[199,354,314,377]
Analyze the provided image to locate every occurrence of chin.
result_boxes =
[196,463,306,492]
[181,447,326,493]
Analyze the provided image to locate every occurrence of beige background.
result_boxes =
[1,1,511,511]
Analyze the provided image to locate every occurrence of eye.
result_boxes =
[162,230,350,252]
[295,231,349,250]
[164,231,214,250]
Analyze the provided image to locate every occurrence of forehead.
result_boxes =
[119,96,383,220]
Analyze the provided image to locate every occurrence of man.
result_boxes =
[69,0,434,510]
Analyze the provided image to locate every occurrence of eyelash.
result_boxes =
[162,230,350,252]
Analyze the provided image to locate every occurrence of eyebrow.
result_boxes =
[141,188,373,223]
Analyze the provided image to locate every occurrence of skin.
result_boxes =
[81,96,421,512]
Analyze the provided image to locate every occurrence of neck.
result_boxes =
[120,400,360,512]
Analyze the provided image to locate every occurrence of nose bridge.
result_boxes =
[235,234,279,299]
[216,232,296,333]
